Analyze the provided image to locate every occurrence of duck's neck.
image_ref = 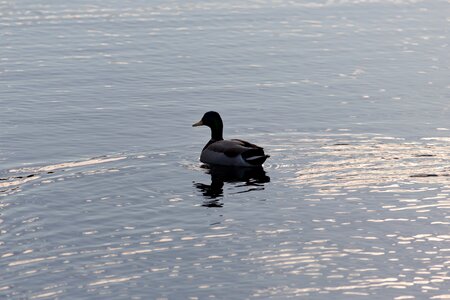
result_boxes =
[210,120,223,141]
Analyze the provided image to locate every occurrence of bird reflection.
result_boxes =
[194,165,270,207]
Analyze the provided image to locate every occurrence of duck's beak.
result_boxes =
[192,120,203,127]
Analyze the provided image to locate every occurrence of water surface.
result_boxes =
[1,0,450,299]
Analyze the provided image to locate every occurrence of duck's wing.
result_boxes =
[206,140,249,157]
[203,139,269,166]
[208,139,269,161]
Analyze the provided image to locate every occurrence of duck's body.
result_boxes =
[193,111,269,167]
[200,139,268,167]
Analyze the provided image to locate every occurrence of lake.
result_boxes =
[1,0,450,298]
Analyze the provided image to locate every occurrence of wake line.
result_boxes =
[1,156,126,190]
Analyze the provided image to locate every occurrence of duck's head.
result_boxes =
[193,111,223,140]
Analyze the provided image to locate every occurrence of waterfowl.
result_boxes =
[192,111,269,167]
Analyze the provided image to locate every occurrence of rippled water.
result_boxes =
[1,0,450,299]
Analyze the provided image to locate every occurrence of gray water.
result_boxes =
[1,0,450,299]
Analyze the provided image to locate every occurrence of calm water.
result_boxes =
[1,0,450,299]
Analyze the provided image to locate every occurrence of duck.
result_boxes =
[192,111,270,167]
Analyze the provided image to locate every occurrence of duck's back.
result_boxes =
[200,139,269,167]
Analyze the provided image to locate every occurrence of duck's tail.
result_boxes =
[242,148,270,166]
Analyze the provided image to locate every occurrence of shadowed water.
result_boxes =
[1,0,450,299]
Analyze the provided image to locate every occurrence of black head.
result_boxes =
[193,111,223,140]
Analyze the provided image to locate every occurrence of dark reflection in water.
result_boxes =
[194,165,270,207]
